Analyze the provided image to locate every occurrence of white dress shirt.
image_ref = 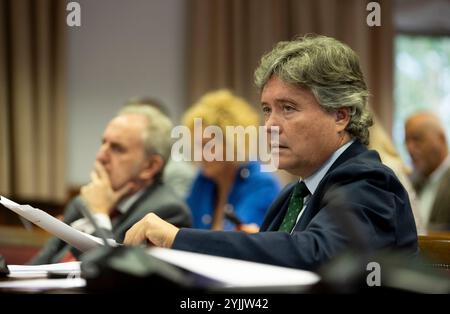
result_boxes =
[292,140,355,231]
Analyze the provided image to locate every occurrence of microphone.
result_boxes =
[76,200,112,247]
[224,205,242,228]
[77,201,219,292]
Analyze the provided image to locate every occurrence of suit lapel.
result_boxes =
[295,193,322,231]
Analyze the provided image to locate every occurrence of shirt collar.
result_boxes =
[117,188,146,214]
[302,140,354,195]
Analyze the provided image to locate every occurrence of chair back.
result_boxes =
[418,232,450,270]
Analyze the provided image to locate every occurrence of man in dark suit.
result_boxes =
[124,35,418,271]
[405,112,450,231]
[30,105,191,264]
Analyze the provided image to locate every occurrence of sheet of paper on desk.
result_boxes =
[148,247,320,288]
[0,278,86,292]
[7,261,81,278]
[0,195,118,252]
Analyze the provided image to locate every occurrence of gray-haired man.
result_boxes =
[124,35,417,271]
[31,105,192,264]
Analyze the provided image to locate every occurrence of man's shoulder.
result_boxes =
[325,144,399,188]
[136,183,188,210]
[332,142,389,172]
[126,183,191,226]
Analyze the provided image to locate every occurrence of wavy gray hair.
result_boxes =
[255,35,373,145]
[118,105,173,164]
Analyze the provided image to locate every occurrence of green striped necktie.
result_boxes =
[278,181,309,233]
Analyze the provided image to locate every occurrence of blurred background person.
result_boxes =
[405,111,450,231]
[182,90,281,232]
[30,105,192,264]
[369,115,424,233]
[124,97,197,200]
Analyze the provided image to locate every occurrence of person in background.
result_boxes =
[405,111,450,231]
[124,35,418,271]
[369,115,425,234]
[124,97,197,200]
[182,90,281,232]
[30,105,191,264]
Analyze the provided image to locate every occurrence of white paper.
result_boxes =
[0,195,118,252]
[148,247,320,288]
[4,250,318,290]
[0,278,86,291]
[7,262,81,278]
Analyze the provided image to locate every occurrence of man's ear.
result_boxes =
[334,107,351,132]
[139,155,164,181]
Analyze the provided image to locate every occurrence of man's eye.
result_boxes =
[111,144,125,153]
[282,105,295,112]
[262,106,271,114]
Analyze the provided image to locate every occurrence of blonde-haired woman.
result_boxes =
[369,116,425,234]
[183,90,281,232]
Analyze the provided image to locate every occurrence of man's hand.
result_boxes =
[80,161,133,215]
[237,223,260,233]
[124,213,179,248]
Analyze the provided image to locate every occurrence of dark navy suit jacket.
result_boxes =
[172,141,418,270]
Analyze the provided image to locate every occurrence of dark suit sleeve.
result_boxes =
[172,168,418,271]
[28,199,82,265]
[173,224,348,271]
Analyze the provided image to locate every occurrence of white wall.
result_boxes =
[67,0,186,186]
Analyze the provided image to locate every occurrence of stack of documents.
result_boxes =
[0,262,85,292]
[0,277,86,292]
[7,261,81,278]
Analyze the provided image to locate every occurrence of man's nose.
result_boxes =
[96,144,109,162]
[265,113,281,134]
